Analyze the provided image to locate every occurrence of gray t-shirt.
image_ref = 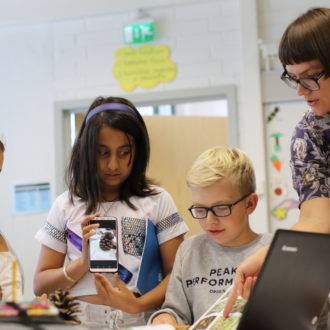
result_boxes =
[149,232,273,325]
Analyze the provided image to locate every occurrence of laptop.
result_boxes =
[237,229,330,330]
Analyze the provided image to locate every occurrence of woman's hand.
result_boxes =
[242,276,257,300]
[80,212,101,268]
[223,246,268,318]
[94,273,143,314]
[152,313,177,327]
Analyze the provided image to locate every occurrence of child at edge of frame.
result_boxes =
[0,139,24,303]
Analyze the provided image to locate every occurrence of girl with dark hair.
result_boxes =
[34,97,188,328]
[224,8,330,326]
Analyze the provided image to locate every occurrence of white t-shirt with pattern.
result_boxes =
[35,186,189,297]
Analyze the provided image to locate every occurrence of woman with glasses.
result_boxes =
[224,8,330,326]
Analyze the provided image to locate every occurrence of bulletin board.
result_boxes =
[264,100,307,232]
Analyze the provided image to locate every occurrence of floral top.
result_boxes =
[290,109,330,206]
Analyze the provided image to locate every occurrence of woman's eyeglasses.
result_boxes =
[281,70,325,91]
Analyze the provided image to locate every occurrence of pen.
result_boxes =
[175,326,190,329]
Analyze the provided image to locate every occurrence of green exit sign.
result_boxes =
[123,22,155,44]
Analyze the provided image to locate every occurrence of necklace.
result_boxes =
[100,202,113,216]
[99,197,118,216]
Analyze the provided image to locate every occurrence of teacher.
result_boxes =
[223,7,330,326]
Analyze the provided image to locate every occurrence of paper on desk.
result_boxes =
[121,324,175,330]
[188,285,246,330]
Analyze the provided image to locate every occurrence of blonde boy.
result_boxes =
[149,146,272,327]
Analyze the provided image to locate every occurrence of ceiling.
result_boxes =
[0,0,205,27]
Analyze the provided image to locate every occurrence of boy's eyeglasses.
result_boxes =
[281,70,325,91]
[188,194,250,219]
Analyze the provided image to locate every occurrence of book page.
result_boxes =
[189,285,246,330]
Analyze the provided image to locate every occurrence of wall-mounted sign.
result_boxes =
[13,182,51,214]
[113,45,177,92]
[123,22,154,44]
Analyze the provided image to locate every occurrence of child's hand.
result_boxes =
[81,212,101,266]
[33,293,48,305]
[152,313,177,327]
[35,293,48,300]
[94,273,142,313]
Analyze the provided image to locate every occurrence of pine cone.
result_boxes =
[99,232,115,251]
[48,288,81,324]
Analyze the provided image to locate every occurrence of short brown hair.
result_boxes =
[279,7,330,77]
[0,140,5,152]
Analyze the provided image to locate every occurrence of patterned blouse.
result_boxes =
[290,109,330,206]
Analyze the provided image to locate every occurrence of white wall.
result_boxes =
[0,0,326,300]
[0,23,55,300]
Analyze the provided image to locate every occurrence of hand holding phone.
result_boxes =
[88,216,118,273]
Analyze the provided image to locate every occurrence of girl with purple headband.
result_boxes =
[34,96,188,328]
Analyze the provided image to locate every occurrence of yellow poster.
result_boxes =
[113,45,177,92]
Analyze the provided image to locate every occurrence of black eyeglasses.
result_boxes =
[281,70,325,91]
[188,194,250,219]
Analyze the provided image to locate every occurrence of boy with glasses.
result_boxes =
[149,146,272,327]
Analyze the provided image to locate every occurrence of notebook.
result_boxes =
[237,229,330,330]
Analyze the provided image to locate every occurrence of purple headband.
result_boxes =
[85,103,138,123]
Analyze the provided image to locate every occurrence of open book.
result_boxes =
[119,287,245,330]
[189,285,246,330]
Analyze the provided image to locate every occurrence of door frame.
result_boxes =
[54,85,238,195]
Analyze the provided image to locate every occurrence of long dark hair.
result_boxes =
[279,7,330,77]
[66,96,157,214]
[0,140,5,152]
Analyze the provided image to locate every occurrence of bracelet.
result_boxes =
[63,264,76,283]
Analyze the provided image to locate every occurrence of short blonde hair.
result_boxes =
[186,146,256,194]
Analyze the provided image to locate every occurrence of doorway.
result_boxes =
[54,86,237,236]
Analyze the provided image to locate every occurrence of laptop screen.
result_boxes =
[237,229,330,330]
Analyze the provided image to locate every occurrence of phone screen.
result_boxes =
[88,217,118,273]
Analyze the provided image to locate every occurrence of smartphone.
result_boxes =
[88,216,118,273]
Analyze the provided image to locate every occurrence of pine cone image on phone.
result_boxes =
[99,232,116,251]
